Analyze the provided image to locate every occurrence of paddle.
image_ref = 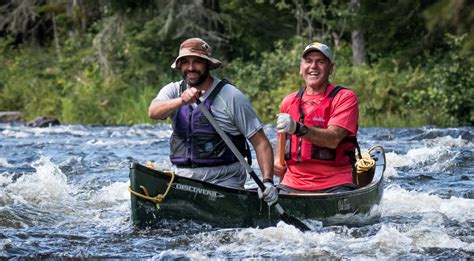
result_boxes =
[278,133,286,183]
[279,133,286,166]
[195,99,310,231]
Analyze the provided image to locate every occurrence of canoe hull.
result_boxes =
[129,147,385,228]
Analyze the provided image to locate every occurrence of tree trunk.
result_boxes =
[350,0,368,66]
[351,30,367,65]
[51,13,62,61]
[209,0,224,36]
[204,0,229,60]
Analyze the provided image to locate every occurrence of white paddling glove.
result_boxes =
[276,113,297,134]
[258,180,278,206]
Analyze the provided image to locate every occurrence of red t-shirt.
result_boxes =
[279,84,359,190]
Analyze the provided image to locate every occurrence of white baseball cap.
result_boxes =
[301,42,333,63]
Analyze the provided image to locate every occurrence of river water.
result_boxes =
[0,123,472,260]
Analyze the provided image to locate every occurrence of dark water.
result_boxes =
[1,123,472,260]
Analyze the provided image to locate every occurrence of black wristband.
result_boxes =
[263,178,274,184]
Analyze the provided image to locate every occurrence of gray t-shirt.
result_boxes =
[153,77,264,188]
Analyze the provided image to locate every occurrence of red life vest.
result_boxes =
[284,86,358,167]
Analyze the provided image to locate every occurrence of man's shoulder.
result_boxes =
[324,85,357,106]
[329,84,357,97]
[282,90,301,102]
[218,80,246,98]
[279,90,302,112]
[161,81,182,91]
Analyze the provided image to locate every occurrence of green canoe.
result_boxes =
[129,146,386,229]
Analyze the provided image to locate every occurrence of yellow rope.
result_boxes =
[355,144,385,174]
[128,162,175,203]
[146,161,156,169]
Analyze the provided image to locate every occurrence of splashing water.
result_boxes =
[0,124,472,259]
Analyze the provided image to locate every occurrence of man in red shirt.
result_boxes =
[275,42,359,193]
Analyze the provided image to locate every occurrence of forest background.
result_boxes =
[0,0,472,127]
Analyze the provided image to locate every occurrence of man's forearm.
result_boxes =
[250,130,275,180]
[256,143,274,180]
[148,98,183,120]
[300,125,347,149]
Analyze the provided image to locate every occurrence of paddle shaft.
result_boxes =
[279,133,286,166]
[196,99,310,231]
[278,133,286,184]
[195,100,264,190]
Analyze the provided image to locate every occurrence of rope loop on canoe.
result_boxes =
[128,162,175,203]
[355,144,385,174]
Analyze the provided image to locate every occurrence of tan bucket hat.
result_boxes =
[171,38,222,70]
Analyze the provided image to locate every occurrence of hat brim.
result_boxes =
[171,53,222,70]
[302,47,333,63]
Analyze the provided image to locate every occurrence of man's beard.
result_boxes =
[182,69,209,88]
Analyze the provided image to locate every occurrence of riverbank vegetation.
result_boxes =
[1,0,472,127]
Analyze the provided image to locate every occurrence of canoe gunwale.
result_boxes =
[130,146,385,200]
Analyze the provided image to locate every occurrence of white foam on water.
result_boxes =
[81,181,131,230]
[407,215,474,252]
[111,127,172,138]
[384,152,400,178]
[348,225,414,259]
[384,147,445,177]
[0,158,12,167]
[387,147,440,168]
[89,181,130,206]
[85,139,157,146]
[1,128,30,138]
[382,185,474,223]
[4,156,75,208]
[189,223,348,259]
[1,124,91,138]
[384,144,459,173]
[0,239,13,252]
[182,212,474,259]
[152,250,212,261]
[427,135,472,147]
[348,222,474,259]
[0,174,12,186]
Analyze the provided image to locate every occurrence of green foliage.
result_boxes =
[220,0,295,61]
[60,64,109,124]
[334,55,428,127]
[409,34,474,126]
[223,38,303,123]
[1,0,473,127]
[0,45,63,119]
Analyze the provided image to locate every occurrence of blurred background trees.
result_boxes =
[0,0,472,126]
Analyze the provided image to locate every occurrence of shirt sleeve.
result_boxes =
[212,83,263,139]
[280,92,298,113]
[230,88,264,139]
[150,81,181,120]
[327,89,359,136]
[153,81,180,102]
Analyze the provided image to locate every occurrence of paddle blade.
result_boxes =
[273,203,310,231]
[280,212,311,231]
